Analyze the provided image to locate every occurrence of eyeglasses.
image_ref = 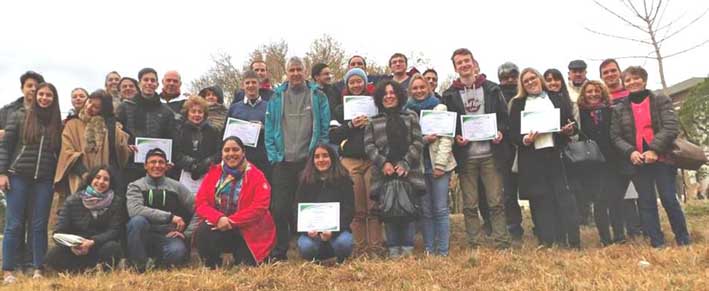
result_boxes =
[522,76,539,85]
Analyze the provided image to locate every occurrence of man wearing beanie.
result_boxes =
[312,63,343,110]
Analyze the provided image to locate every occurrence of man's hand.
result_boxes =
[455,135,469,146]
[492,131,503,144]
[165,231,186,240]
[424,134,438,143]
[172,215,185,232]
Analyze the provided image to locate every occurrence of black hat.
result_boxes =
[568,60,587,70]
[145,148,167,163]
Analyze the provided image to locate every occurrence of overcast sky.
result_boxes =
[1,0,707,113]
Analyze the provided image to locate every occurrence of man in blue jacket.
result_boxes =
[265,56,330,261]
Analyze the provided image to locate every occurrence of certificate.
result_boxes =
[134,137,172,163]
[521,108,560,134]
[53,233,86,247]
[179,170,204,194]
[297,202,340,232]
[461,113,498,141]
[343,96,378,120]
[224,118,261,147]
[420,110,457,137]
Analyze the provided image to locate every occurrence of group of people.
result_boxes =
[0,47,692,284]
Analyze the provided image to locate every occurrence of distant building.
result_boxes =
[655,77,706,110]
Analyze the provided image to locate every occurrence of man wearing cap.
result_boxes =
[311,63,342,110]
[265,56,330,261]
[567,60,588,102]
[125,148,198,271]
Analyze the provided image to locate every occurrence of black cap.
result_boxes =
[568,60,587,70]
[145,148,167,163]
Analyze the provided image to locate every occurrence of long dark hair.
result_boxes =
[22,82,62,149]
[87,89,116,118]
[78,165,116,192]
[542,69,570,98]
[299,144,348,186]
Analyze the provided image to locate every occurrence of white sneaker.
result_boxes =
[3,274,17,284]
[32,269,43,279]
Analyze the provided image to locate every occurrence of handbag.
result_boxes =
[562,128,606,165]
[669,138,708,170]
[375,176,421,223]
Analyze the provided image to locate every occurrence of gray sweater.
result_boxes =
[126,175,199,239]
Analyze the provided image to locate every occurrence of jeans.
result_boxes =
[46,241,123,272]
[2,176,53,270]
[297,231,353,262]
[421,172,451,255]
[632,162,690,247]
[458,157,510,247]
[194,221,254,268]
[385,221,415,247]
[126,216,189,269]
[269,160,306,258]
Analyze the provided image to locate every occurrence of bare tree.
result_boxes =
[587,0,708,90]
[304,34,347,81]
[189,52,241,105]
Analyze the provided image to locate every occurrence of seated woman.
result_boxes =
[45,166,125,272]
[194,136,275,268]
[295,144,355,263]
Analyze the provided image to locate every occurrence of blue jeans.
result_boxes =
[126,216,189,268]
[385,221,415,248]
[2,176,53,270]
[297,231,353,262]
[632,162,690,247]
[421,172,451,255]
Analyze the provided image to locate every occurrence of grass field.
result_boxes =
[3,200,708,291]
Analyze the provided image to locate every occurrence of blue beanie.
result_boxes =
[344,68,368,84]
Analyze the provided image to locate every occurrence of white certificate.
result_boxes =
[461,113,498,141]
[420,110,457,137]
[179,170,204,194]
[224,118,261,148]
[134,137,173,163]
[343,96,378,120]
[521,108,560,134]
[297,202,340,232]
[53,233,86,247]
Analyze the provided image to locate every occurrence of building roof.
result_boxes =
[655,77,706,97]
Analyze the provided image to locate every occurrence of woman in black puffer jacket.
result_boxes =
[45,166,125,272]
[0,82,63,281]
[173,96,222,182]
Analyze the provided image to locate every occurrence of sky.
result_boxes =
[1,0,708,114]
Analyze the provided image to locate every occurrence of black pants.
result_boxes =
[528,156,580,248]
[618,177,643,238]
[45,241,123,272]
[269,160,306,258]
[579,166,625,245]
[195,222,254,268]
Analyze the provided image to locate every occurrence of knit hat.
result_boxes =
[497,62,519,79]
[344,68,368,84]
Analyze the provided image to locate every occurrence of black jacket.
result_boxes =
[0,97,24,130]
[116,95,177,143]
[610,91,678,175]
[509,92,576,199]
[173,120,222,178]
[54,192,126,246]
[294,176,355,233]
[441,79,512,170]
[579,106,616,163]
[0,108,59,179]
[321,84,343,113]
[329,104,366,159]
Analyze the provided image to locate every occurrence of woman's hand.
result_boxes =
[561,121,575,136]
[455,135,469,146]
[523,131,539,146]
[424,134,438,143]
[128,145,138,153]
[0,175,10,191]
[383,162,396,176]
[433,169,445,178]
[395,165,408,177]
[307,230,318,238]
[352,116,368,128]
[630,151,645,165]
[492,131,503,144]
[215,216,233,232]
[643,150,658,164]
[319,231,332,242]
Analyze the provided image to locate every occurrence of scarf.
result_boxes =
[384,108,408,163]
[80,186,114,217]
[578,99,609,126]
[215,162,245,216]
[629,89,651,104]
[405,94,440,114]
[80,109,107,154]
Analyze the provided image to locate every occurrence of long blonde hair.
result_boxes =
[577,80,610,109]
[513,68,544,99]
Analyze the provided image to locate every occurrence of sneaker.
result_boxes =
[32,269,43,279]
[3,274,17,285]
[388,247,402,258]
[400,246,414,257]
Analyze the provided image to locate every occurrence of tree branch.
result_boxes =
[656,8,709,44]
[664,39,709,58]
[584,27,651,44]
[593,0,650,33]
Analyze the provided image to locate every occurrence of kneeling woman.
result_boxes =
[46,166,125,272]
[295,144,355,263]
[194,136,276,268]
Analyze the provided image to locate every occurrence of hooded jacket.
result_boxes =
[441,76,511,170]
[265,81,330,164]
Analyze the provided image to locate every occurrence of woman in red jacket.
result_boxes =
[193,136,276,268]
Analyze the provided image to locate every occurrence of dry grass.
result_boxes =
[4,200,709,291]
